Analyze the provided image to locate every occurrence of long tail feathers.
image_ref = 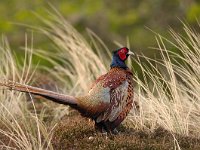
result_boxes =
[0,80,77,106]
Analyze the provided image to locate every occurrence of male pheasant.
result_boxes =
[0,47,135,134]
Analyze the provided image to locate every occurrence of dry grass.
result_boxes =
[0,10,200,149]
[0,36,55,149]
[129,24,200,139]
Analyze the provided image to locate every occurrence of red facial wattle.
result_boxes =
[117,48,128,60]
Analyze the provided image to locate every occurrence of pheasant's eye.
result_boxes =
[117,48,128,60]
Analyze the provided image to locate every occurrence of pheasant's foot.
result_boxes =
[111,129,119,135]
[102,131,108,139]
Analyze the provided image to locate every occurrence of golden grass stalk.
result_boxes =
[129,23,200,139]
[0,37,54,150]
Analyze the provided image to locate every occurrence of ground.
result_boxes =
[51,110,200,150]
[0,107,200,149]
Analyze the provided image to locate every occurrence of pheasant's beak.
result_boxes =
[127,51,134,56]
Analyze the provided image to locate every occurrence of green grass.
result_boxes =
[0,10,200,149]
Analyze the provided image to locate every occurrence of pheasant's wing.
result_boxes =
[95,81,129,123]
[106,80,129,122]
[90,67,126,90]
[79,68,127,119]
[90,73,108,90]
[95,68,130,123]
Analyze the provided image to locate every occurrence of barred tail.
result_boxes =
[0,80,77,106]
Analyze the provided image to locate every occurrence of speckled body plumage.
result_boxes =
[0,47,136,133]
[77,67,134,132]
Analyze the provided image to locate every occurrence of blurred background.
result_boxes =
[0,0,200,57]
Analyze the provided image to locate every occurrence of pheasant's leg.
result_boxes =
[111,128,119,135]
[95,121,119,135]
[95,122,104,132]
[95,122,108,133]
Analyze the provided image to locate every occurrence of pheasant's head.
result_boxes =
[110,47,134,69]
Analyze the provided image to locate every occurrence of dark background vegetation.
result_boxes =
[1,0,200,57]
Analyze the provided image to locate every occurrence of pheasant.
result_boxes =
[0,47,135,134]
